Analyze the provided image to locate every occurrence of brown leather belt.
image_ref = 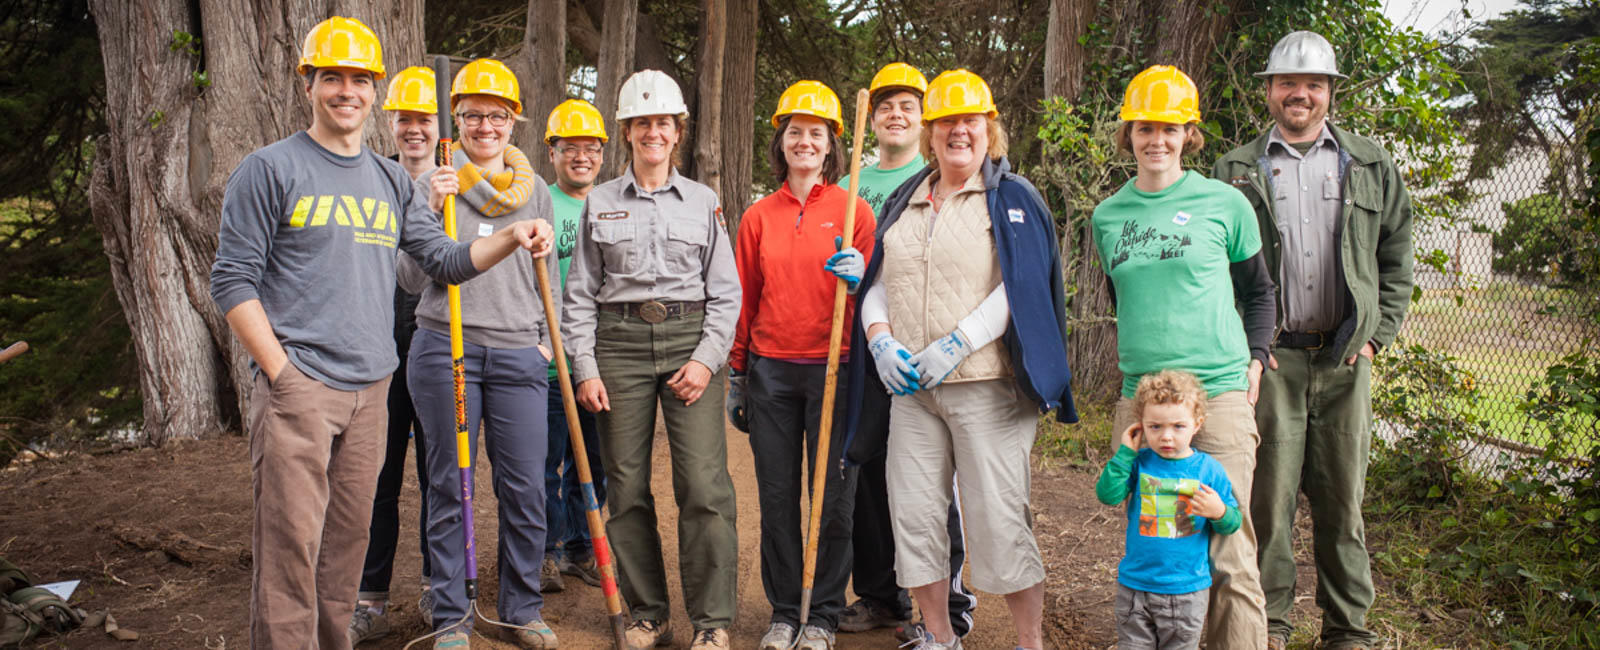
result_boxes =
[598,300,706,324]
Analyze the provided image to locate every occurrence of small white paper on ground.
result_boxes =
[38,579,79,601]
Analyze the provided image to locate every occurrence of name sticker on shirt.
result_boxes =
[477,223,494,237]
[1008,208,1025,223]
[1173,211,1192,226]
[597,211,629,221]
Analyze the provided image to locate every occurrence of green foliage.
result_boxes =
[0,1,138,465]
[1366,340,1600,647]
[1489,193,1590,282]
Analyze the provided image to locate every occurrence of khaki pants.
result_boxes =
[594,311,739,630]
[888,379,1042,595]
[1115,391,1267,649]
[248,364,391,650]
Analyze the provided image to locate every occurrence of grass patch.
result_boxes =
[1036,399,1114,468]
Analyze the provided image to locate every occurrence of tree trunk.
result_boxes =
[1044,0,1091,103]
[693,0,726,192]
[594,0,638,180]
[719,0,757,235]
[88,0,424,443]
[517,0,567,179]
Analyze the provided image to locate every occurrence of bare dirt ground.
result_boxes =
[0,417,1325,649]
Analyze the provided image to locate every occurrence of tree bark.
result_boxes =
[719,0,757,236]
[692,0,726,191]
[88,0,424,443]
[1044,0,1092,102]
[594,0,638,180]
[518,0,567,179]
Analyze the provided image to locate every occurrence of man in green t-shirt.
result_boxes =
[539,98,610,593]
[838,62,979,644]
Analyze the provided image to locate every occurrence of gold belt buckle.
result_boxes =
[638,300,668,324]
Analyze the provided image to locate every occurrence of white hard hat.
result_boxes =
[1255,31,1347,80]
[616,70,689,121]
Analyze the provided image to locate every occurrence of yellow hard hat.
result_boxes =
[1119,65,1201,124]
[772,80,843,135]
[869,62,928,96]
[451,58,522,114]
[382,66,437,114]
[921,69,998,123]
[297,16,386,79]
[545,99,608,144]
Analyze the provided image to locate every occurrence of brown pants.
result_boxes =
[248,364,391,649]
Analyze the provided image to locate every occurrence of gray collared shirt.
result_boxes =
[561,165,741,382]
[1267,123,1346,332]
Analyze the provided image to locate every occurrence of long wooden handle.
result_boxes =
[0,341,28,365]
[533,260,630,650]
[797,88,872,627]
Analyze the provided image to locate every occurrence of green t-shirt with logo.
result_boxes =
[1090,170,1262,398]
[850,154,926,215]
[549,182,585,380]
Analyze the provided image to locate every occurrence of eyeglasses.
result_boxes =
[457,111,511,127]
[558,144,604,159]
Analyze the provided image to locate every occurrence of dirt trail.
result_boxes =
[0,417,1109,649]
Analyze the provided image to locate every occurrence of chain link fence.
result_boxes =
[1383,118,1598,471]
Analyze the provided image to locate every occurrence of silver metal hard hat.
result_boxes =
[1255,31,1347,80]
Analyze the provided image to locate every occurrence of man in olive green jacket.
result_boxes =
[1212,31,1414,650]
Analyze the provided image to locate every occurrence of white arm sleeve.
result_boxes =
[860,282,890,329]
[956,283,1010,349]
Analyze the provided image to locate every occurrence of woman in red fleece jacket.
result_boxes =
[727,80,876,650]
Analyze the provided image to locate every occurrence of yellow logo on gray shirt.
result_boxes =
[286,194,398,248]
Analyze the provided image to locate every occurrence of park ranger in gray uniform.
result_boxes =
[561,69,741,650]
[1214,31,1415,650]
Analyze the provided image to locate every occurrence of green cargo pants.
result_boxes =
[593,310,738,631]
[1253,348,1378,649]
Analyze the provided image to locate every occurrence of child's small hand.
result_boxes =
[1120,422,1142,451]
[1190,484,1227,520]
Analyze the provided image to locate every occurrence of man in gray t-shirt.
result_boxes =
[207,17,552,649]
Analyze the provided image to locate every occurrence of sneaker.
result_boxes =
[559,555,603,588]
[513,619,559,649]
[898,625,962,650]
[540,557,566,593]
[796,625,835,650]
[418,587,436,626]
[624,619,671,649]
[758,622,796,650]
[690,628,730,649]
[838,598,906,633]
[434,629,470,649]
[348,602,392,645]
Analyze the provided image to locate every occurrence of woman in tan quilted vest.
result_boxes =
[828,69,1077,650]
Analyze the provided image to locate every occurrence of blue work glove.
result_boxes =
[910,329,974,390]
[868,331,922,395]
[726,371,749,433]
[824,235,864,294]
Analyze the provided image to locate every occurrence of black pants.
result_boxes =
[748,357,859,630]
[851,395,976,636]
[358,346,431,597]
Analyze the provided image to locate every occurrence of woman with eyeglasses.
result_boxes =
[397,58,561,650]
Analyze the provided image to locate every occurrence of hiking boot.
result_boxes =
[838,598,905,632]
[758,622,796,650]
[796,624,835,649]
[348,602,392,645]
[418,587,436,626]
[540,557,566,593]
[513,619,559,649]
[690,628,730,649]
[900,625,962,650]
[434,629,470,649]
[559,555,603,588]
[624,619,670,648]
